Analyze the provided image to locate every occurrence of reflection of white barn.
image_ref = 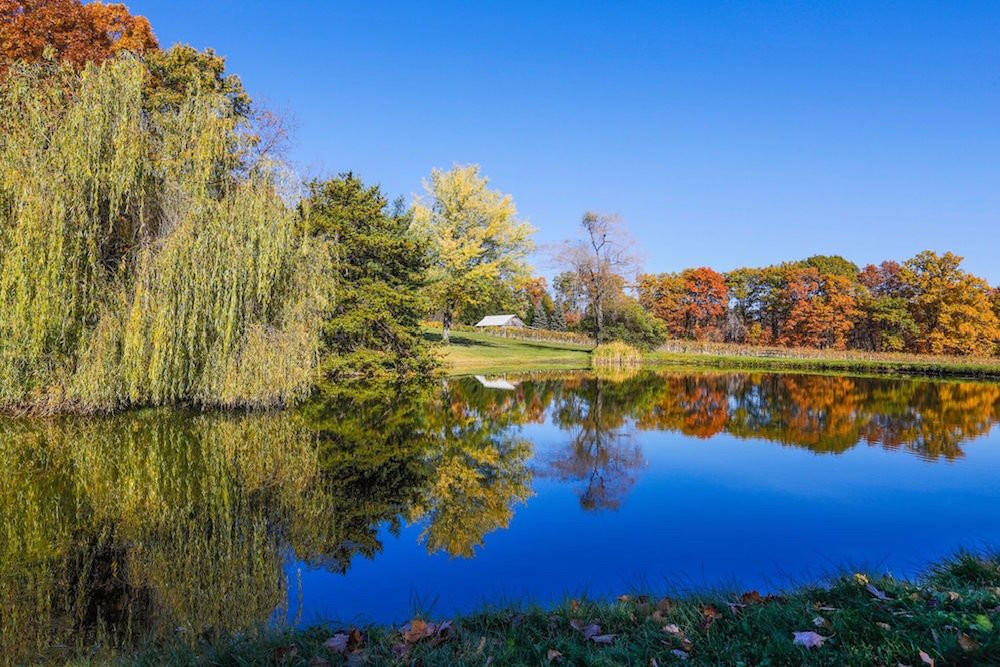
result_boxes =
[474,314,525,330]
[474,375,518,391]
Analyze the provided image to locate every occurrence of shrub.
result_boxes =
[591,341,643,367]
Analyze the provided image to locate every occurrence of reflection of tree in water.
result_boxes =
[631,372,1000,460]
[412,380,534,557]
[546,378,646,511]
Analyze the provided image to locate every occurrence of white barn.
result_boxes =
[474,314,525,329]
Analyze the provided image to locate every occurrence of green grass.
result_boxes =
[646,350,1000,380]
[427,329,592,375]
[125,551,1000,666]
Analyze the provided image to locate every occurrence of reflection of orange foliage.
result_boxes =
[629,372,999,461]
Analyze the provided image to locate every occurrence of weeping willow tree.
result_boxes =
[0,56,326,412]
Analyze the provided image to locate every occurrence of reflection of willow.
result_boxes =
[546,378,646,511]
[631,372,1000,460]
[0,380,536,662]
[0,411,325,664]
[412,380,534,557]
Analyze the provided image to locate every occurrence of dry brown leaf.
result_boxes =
[957,633,980,652]
[402,619,429,643]
[877,622,891,630]
[919,649,934,666]
[476,636,486,654]
[347,628,364,652]
[273,645,298,663]
[547,648,563,662]
[740,591,764,605]
[813,616,831,629]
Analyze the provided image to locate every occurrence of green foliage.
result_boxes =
[583,299,667,350]
[144,44,251,117]
[413,164,535,340]
[301,173,435,381]
[0,57,322,411]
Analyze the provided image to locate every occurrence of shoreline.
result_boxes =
[131,551,1000,666]
[432,329,1000,381]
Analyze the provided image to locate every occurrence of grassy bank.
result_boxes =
[133,552,1000,666]
[428,329,592,374]
[646,348,1000,380]
[430,328,1000,380]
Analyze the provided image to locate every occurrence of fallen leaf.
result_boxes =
[323,634,348,653]
[813,616,831,629]
[877,622,891,630]
[680,638,694,652]
[740,591,764,605]
[570,599,580,611]
[866,583,889,601]
[618,594,632,603]
[854,573,870,586]
[957,633,980,652]
[347,628,364,652]
[273,645,298,663]
[650,659,660,667]
[656,598,673,613]
[476,636,486,654]
[547,648,562,662]
[919,649,934,666]
[671,649,689,660]
[793,631,829,649]
[663,623,684,637]
[700,605,722,629]
[402,619,429,643]
[947,591,961,602]
[590,634,616,644]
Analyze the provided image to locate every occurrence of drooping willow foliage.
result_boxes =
[0,57,326,412]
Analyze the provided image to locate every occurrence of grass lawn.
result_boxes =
[645,350,1000,381]
[134,552,1000,666]
[427,329,592,375]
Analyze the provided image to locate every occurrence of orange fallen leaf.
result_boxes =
[402,619,429,643]
[347,628,364,652]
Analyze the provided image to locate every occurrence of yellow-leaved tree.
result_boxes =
[413,165,535,342]
[901,251,1000,356]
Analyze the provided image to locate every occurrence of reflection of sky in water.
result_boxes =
[288,395,1000,626]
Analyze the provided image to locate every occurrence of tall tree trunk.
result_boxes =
[593,294,604,343]
[442,307,452,344]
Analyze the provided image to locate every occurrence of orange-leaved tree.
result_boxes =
[0,0,157,76]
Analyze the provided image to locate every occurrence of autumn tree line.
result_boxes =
[1,1,997,418]
[635,252,1000,356]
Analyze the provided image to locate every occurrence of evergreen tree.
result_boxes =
[302,173,435,381]
[551,301,567,331]
[534,302,550,330]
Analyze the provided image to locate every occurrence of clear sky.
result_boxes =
[131,1,1000,283]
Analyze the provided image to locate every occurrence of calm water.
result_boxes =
[3,370,1000,661]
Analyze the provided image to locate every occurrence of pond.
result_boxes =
[3,370,1000,661]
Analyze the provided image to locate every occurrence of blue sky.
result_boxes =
[132,1,1000,283]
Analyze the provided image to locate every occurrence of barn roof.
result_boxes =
[474,314,522,327]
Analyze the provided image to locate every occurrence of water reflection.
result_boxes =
[2,371,998,661]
